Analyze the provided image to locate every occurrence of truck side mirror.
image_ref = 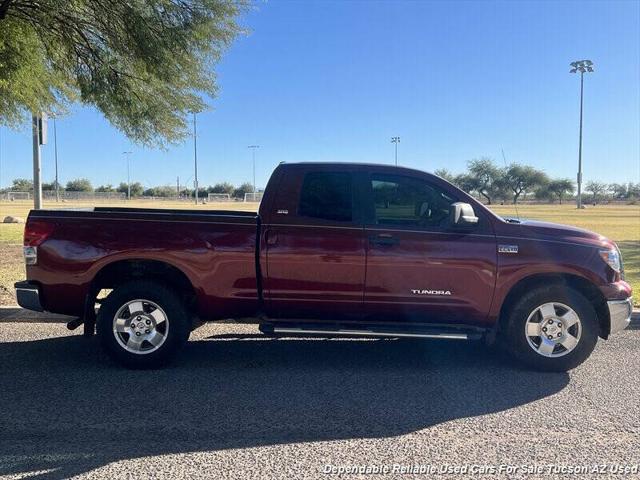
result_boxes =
[450,202,479,227]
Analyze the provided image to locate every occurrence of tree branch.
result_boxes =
[0,0,14,19]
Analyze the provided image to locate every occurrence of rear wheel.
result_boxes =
[97,280,191,368]
[504,285,598,372]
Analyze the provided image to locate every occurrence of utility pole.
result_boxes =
[177,176,180,197]
[32,113,47,210]
[53,115,59,202]
[123,151,132,200]
[570,60,594,209]
[193,113,199,205]
[248,145,260,194]
[391,137,400,166]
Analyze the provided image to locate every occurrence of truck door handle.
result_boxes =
[369,234,399,247]
[266,231,278,246]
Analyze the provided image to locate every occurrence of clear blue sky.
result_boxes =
[1,0,639,190]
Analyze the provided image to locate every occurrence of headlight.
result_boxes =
[599,248,621,273]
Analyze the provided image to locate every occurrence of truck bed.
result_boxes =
[25,206,261,318]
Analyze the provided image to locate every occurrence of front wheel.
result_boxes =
[504,285,599,372]
[97,280,191,368]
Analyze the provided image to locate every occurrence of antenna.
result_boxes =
[501,148,520,221]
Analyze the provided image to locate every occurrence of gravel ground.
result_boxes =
[0,322,638,480]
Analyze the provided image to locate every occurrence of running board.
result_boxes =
[259,323,482,341]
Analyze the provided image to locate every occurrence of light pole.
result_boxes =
[123,151,132,200]
[248,145,260,194]
[570,59,594,209]
[193,112,199,205]
[391,136,400,166]
[53,114,59,202]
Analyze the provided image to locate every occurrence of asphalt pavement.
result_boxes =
[0,316,638,479]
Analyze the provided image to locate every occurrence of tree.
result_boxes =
[467,158,504,205]
[609,183,635,200]
[585,181,607,204]
[117,181,143,197]
[96,184,116,192]
[547,179,574,204]
[434,169,456,183]
[0,1,245,146]
[452,173,478,194]
[209,182,235,196]
[66,178,93,192]
[42,181,62,191]
[502,163,548,204]
[144,185,176,197]
[233,182,254,199]
[11,178,33,191]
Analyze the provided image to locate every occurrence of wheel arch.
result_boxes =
[90,259,197,312]
[498,273,610,339]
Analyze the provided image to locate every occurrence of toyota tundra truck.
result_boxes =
[15,162,633,370]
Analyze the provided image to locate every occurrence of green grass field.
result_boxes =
[1,200,638,306]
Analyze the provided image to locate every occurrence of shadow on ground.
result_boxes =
[0,332,568,479]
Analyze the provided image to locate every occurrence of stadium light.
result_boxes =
[570,59,594,209]
[123,151,132,200]
[391,137,400,166]
[248,145,260,193]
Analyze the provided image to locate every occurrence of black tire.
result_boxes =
[504,285,599,372]
[97,280,191,368]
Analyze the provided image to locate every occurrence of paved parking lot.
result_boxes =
[0,318,638,479]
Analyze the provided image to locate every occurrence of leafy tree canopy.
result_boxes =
[233,181,254,198]
[96,184,116,192]
[11,178,33,191]
[117,181,144,196]
[585,181,608,203]
[66,177,93,191]
[467,157,505,205]
[209,181,235,195]
[503,163,548,204]
[434,169,455,183]
[0,0,245,146]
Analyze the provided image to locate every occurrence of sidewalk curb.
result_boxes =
[0,306,73,323]
[1,305,639,327]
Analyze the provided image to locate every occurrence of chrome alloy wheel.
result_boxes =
[525,302,582,358]
[113,299,169,355]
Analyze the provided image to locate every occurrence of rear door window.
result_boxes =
[298,172,353,222]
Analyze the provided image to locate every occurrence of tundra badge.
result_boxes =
[411,289,452,296]
[498,244,519,254]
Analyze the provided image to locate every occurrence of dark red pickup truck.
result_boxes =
[16,162,632,370]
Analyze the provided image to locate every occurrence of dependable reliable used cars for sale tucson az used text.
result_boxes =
[15,163,633,370]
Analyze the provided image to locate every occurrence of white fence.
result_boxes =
[3,191,31,201]
[208,193,231,202]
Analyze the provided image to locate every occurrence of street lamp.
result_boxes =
[570,59,594,209]
[123,151,132,200]
[391,137,400,166]
[52,114,60,202]
[193,112,199,205]
[248,145,260,194]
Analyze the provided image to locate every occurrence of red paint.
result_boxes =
[22,163,631,329]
